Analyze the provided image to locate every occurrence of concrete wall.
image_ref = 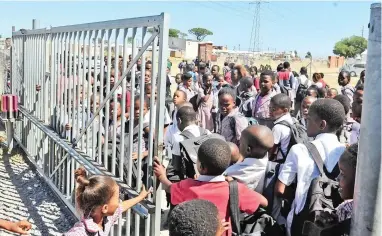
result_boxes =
[185,40,198,60]
[168,37,186,51]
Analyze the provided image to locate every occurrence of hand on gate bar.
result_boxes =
[65,124,71,130]
[36,85,41,92]
[74,167,87,181]
[0,219,32,235]
[153,156,166,179]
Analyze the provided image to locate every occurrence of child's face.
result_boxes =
[133,100,148,121]
[306,109,323,138]
[231,70,239,81]
[144,71,151,84]
[110,102,122,118]
[260,75,273,94]
[91,97,100,111]
[306,89,318,98]
[146,63,152,71]
[218,76,226,87]
[338,155,356,200]
[184,78,192,88]
[326,89,337,99]
[103,184,120,216]
[353,90,364,104]
[173,91,186,106]
[175,76,182,84]
[301,99,314,119]
[203,75,213,87]
[193,66,198,73]
[211,67,218,76]
[338,73,349,86]
[199,67,206,75]
[269,102,286,120]
[219,94,235,116]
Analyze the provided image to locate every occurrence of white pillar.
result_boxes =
[351,3,381,236]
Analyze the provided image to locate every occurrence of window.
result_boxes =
[354,64,365,68]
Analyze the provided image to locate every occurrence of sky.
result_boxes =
[0,1,374,58]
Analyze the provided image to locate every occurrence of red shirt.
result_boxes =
[171,178,262,235]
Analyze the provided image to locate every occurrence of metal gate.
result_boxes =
[11,13,169,235]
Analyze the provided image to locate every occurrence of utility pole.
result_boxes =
[248,1,268,54]
[351,3,381,236]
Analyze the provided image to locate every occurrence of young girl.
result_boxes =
[197,74,215,131]
[216,87,248,146]
[65,168,150,235]
[175,73,182,86]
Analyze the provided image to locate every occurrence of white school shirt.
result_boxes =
[272,113,294,161]
[170,124,211,161]
[143,104,172,129]
[349,121,360,145]
[278,133,346,235]
[224,155,268,193]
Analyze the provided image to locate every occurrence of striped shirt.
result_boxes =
[64,206,122,236]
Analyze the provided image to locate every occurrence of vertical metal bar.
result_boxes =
[134,26,147,236]
[50,33,56,126]
[145,31,158,236]
[119,28,128,182]
[126,27,137,236]
[76,31,82,152]
[81,31,88,150]
[68,32,73,143]
[92,30,99,159]
[72,31,78,142]
[63,33,69,141]
[111,28,120,175]
[103,29,112,170]
[56,33,62,132]
[152,13,169,236]
[351,3,381,236]
[86,30,93,156]
[98,30,105,164]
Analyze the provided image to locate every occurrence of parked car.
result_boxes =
[340,62,366,77]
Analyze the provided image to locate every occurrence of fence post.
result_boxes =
[32,19,39,30]
[351,3,381,236]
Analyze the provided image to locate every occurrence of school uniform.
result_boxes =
[216,108,248,146]
[224,155,268,193]
[178,84,197,102]
[171,174,263,236]
[251,90,278,129]
[197,86,215,131]
[278,133,346,236]
[349,121,360,145]
[272,113,294,161]
[341,84,355,105]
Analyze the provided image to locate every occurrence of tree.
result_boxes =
[147,27,185,38]
[305,52,312,59]
[179,32,188,39]
[333,36,367,58]
[188,28,213,41]
[294,50,298,57]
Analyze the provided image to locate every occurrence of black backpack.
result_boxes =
[177,127,225,179]
[276,119,309,161]
[229,180,285,236]
[296,79,310,102]
[291,142,343,236]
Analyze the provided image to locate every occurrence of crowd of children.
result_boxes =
[1,57,366,236]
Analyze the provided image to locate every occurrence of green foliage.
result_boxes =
[333,36,367,58]
[147,27,186,39]
[305,52,312,59]
[188,28,213,41]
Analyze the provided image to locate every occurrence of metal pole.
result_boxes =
[32,19,39,30]
[351,3,381,236]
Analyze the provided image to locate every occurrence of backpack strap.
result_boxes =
[228,180,241,235]
[180,130,196,140]
[305,142,326,177]
[274,120,293,160]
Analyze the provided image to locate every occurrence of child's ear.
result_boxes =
[246,146,251,155]
[319,120,327,131]
[102,204,108,214]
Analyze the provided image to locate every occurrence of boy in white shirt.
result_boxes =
[275,99,346,236]
[224,125,274,193]
[269,93,294,162]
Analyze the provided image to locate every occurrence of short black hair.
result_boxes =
[309,98,346,132]
[260,70,275,79]
[224,62,228,66]
[317,87,327,98]
[176,106,197,123]
[241,76,254,88]
[352,101,362,118]
[199,63,206,69]
[340,70,351,79]
[146,60,152,64]
[169,199,220,236]
[356,84,364,91]
[320,72,324,78]
[271,93,291,109]
[218,87,236,100]
[198,138,231,175]
[283,61,290,69]
[300,67,308,75]
[360,70,365,77]
[182,73,192,81]
[212,65,220,71]
[333,95,351,115]
[341,143,358,169]
[185,64,193,72]
[277,63,284,72]
[134,95,150,108]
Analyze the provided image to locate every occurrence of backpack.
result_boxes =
[296,79,310,102]
[277,71,291,95]
[229,180,285,236]
[291,142,342,236]
[178,128,225,179]
[275,118,308,161]
[189,94,201,112]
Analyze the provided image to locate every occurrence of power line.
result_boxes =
[249,1,268,52]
